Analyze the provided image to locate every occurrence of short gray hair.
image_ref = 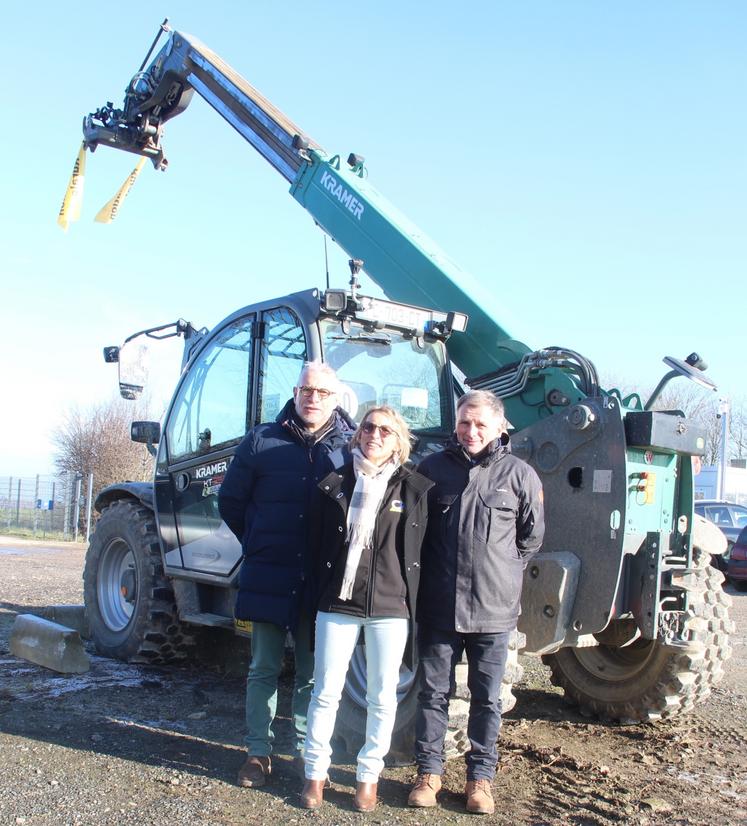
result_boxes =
[456,390,505,421]
[297,360,339,392]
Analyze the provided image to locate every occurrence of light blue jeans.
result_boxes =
[245,614,313,757]
[304,611,409,783]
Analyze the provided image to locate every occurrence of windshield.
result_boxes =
[320,318,453,434]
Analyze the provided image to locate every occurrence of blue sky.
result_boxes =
[1,2,744,477]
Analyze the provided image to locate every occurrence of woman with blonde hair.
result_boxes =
[301,406,432,812]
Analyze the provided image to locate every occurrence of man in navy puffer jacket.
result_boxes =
[219,361,354,789]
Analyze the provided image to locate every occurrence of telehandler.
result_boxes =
[78,20,732,758]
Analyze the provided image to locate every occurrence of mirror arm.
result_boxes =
[644,370,678,411]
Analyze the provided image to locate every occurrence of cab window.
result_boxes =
[166,315,255,462]
[320,318,452,434]
[257,307,307,423]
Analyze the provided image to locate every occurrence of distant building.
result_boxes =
[695,463,747,505]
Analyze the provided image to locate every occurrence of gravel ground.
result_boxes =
[0,534,746,825]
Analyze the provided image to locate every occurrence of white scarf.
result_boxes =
[338,447,400,601]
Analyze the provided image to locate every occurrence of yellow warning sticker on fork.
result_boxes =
[95,157,146,224]
[57,144,86,231]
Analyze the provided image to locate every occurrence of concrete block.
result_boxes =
[37,604,90,639]
[9,614,90,674]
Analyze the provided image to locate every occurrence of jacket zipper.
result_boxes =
[366,486,396,617]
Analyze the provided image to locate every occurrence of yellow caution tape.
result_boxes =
[95,157,147,224]
[234,619,253,637]
[57,144,86,231]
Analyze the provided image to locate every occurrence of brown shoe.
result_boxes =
[465,779,494,815]
[300,778,326,809]
[237,755,271,788]
[354,781,378,812]
[408,773,442,807]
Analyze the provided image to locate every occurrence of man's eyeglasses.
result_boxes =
[361,422,397,438]
[297,386,335,399]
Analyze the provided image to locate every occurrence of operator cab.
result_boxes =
[105,287,466,590]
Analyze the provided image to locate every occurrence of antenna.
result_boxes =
[323,235,330,290]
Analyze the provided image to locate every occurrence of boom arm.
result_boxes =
[83,23,592,428]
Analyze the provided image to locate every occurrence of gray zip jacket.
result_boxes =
[417,434,544,633]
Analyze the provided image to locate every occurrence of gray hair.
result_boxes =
[456,390,505,421]
[296,360,339,392]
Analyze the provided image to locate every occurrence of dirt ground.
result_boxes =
[1,535,745,826]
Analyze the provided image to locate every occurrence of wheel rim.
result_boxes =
[345,643,415,708]
[97,538,137,632]
[572,638,657,682]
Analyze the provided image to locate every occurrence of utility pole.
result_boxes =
[716,398,730,500]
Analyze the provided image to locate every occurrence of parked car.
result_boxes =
[694,499,747,551]
[727,525,747,591]
[693,500,747,577]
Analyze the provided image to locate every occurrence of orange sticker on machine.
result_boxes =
[645,472,656,504]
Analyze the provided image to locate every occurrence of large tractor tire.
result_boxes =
[332,629,524,764]
[543,521,733,724]
[83,499,195,664]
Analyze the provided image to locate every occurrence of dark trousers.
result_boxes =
[414,624,510,781]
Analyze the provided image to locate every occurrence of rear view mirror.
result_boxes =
[131,421,161,445]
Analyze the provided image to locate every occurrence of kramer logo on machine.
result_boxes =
[194,461,228,480]
[320,170,365,220]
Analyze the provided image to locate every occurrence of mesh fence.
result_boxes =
[0,473,95,542]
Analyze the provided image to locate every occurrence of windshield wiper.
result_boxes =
[330,333,392,345]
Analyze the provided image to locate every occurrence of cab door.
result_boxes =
[157,306,308,576]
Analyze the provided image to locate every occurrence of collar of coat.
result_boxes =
[319,461,433,501]
[445,431,511,468]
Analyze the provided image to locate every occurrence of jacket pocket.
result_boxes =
[436,493,458,541]
[477,490,518,554]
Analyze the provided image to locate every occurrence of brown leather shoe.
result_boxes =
[407,773,442,807]
[354,781,378,812]
[465,779,494,814]
[300,778,326,809]
[237,755,271,788]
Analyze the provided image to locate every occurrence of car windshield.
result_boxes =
[733,507,747,529]
[697,502,747,529]
[320,318,453,434]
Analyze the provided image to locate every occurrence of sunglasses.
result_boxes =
[361,422,396,438]
[297,386,334,399]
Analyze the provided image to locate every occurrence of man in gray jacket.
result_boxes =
[408,390,544,815]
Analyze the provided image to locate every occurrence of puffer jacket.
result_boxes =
[417,434,544,633]
[309,462,432,668]
[218,399,355,630]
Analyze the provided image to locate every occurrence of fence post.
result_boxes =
[73,475,83,543]
[50,480,56,539]
[63,472,72,541]
[33,474,40,536]
[15,479,21,527]
[85,472,94,544]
